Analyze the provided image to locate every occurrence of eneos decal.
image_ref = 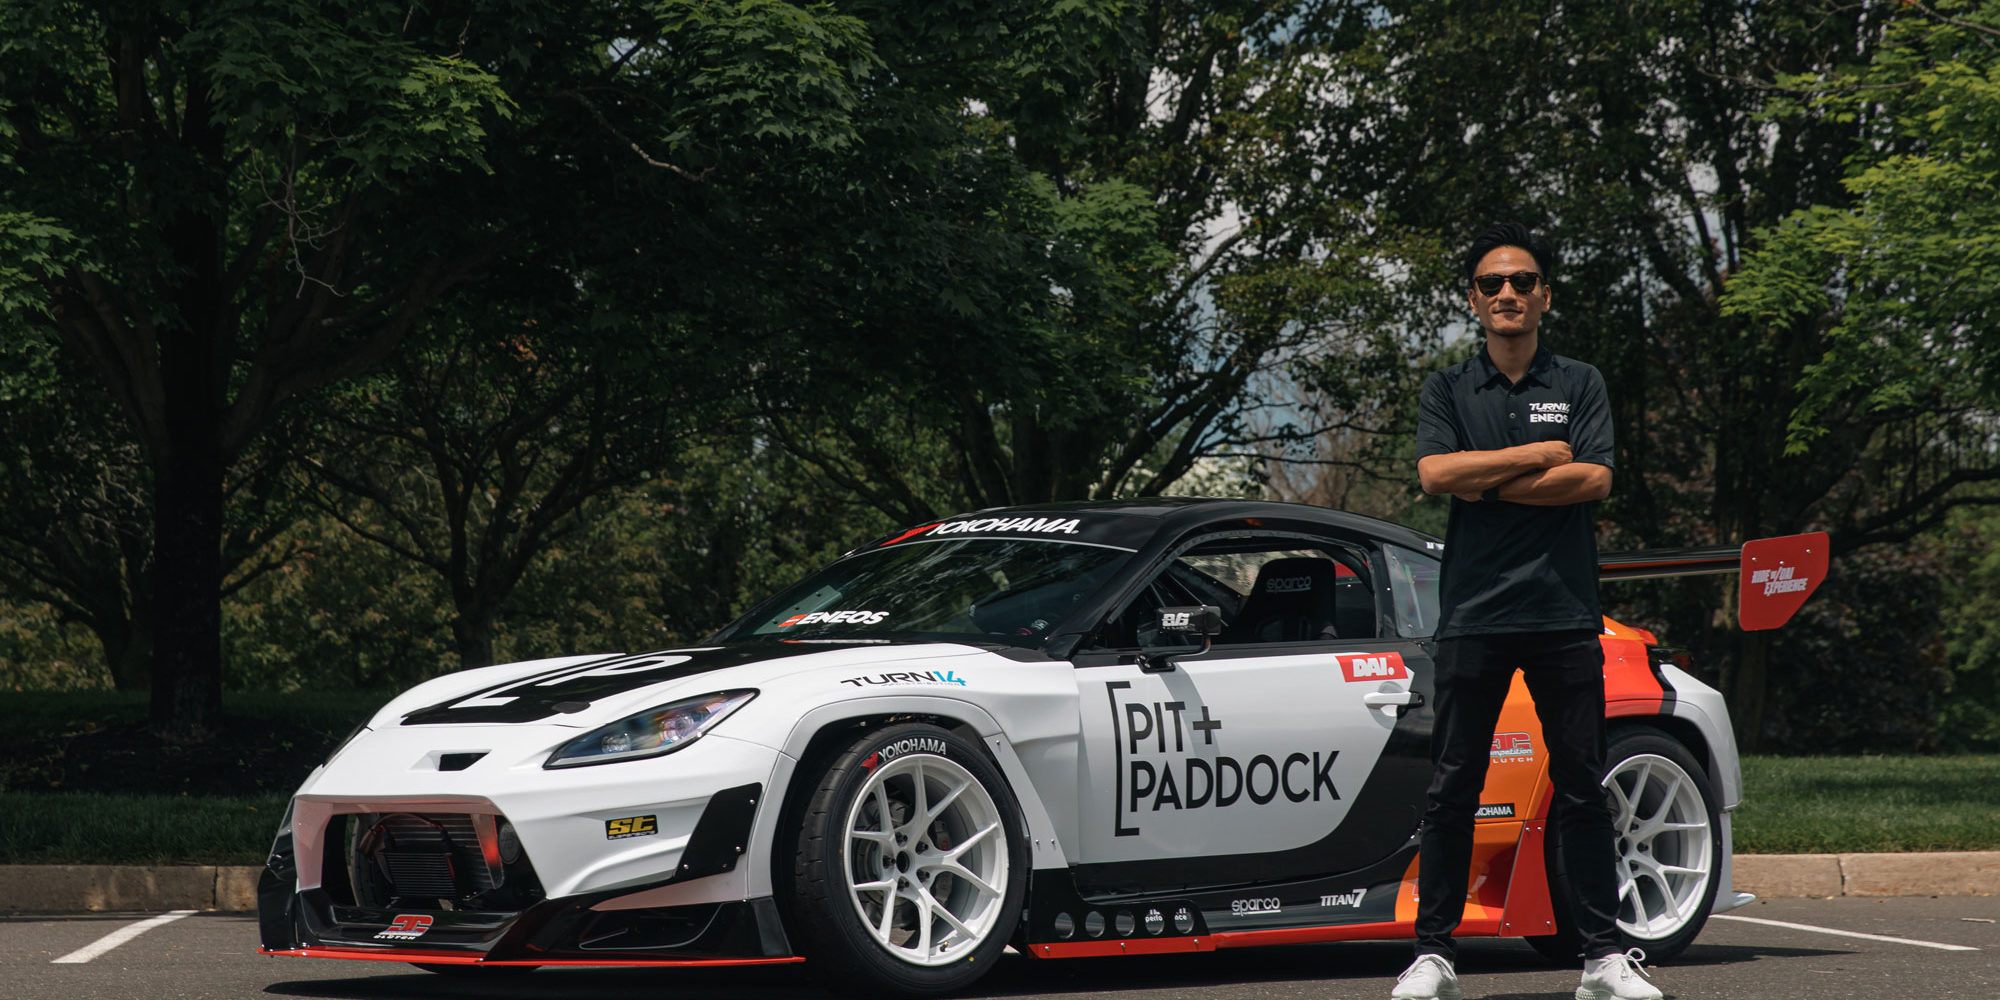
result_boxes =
[780,610,888,627]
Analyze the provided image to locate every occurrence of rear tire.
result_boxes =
[1526,729,1722,963]
[790,723,1028,997]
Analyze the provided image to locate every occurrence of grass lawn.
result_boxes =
[0,793,286,865]
[1734,755,2000,854]
[3,715,1998,862]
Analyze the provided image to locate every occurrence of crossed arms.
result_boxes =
[1417,440,1612,506]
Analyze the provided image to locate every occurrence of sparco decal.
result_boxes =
[1264,575,1313,594]
[840,670,966,687]
[1490,732,1534,762]
[780,609,889,626]
[1230,897,1281,916]
[885,516,1082,544]
[1337,652,1409,682]
[1319,888,1368,908]
[863,736,949,770]
[1475,803,1516,819]
[374,914,433,941]
[1107,683,1338,837]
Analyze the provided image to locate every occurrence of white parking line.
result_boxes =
[50,910,198,964]
[1714,913,1980,952]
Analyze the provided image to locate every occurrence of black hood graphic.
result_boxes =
[400,642,874,725]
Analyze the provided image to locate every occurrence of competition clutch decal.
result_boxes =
[1106,681,1339,837]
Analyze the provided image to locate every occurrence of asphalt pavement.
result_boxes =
[4,896,1996,1000]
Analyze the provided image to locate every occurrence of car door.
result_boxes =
[1069,529,1436,894]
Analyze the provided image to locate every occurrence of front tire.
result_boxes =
[791,724,1028,997]
[1527,729,1722,963]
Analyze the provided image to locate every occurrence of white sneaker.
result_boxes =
[1576,948,1663,1000]
[1390,953,1462,1000]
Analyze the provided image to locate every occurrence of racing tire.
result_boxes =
[1526,729,1722,964]
[790,723,1029,998]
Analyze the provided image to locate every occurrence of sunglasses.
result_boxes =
[1473,271,1543,296]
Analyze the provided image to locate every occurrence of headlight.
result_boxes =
[543,690,757,769]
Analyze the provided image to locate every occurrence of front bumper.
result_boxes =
[261,727,792,964]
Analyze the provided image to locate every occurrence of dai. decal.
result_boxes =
[1107,682,1339,837]
[1337,651,1408,682]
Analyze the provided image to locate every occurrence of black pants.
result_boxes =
[1414,630,1621,962]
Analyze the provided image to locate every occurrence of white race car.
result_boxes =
[259,499,1818,995]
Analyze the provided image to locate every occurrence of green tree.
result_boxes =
[0,0,869,735]
[756,0,1420,521]
[1325,0,1995,749]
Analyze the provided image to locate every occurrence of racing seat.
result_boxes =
[1223,557,1342,643]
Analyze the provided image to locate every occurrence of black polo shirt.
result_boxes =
[1415,344,1614,639]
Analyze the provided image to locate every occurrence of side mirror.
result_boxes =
[1140,604,1223,672]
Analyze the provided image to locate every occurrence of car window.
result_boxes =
[1098,536,1377,649]
[715,538,1134,648]
[1383,544,1441,638]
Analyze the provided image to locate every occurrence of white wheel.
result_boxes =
[841,750,1011,966]
[1527,730,1720,963]
[1605,751,1714,941]
[792,723,1026,996]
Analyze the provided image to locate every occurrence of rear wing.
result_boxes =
[1599,532,1827,631]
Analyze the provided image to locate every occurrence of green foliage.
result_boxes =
[1938,506,2000,751]
[1726,1,2000,452]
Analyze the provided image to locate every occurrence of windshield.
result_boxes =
[716,538,1136,648]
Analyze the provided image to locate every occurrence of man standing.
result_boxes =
[1393,224,1659,1000]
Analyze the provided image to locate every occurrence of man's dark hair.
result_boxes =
[1462,222,1556,284]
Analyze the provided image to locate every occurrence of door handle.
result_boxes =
[1362,690,1423,718]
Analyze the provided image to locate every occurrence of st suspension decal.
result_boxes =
[1107,682,1340,838]
[606,815,658,840]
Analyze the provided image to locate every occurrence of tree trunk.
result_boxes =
[148,423,224,741]
[1728,630,1772,754]
[452,611,496,671]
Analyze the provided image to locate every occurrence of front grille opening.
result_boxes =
[577,903,723,951]
[328,811,546,911]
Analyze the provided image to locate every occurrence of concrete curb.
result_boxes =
[0,865,262,913]
[1,855,1995,913]
[1732,852,2000,899]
